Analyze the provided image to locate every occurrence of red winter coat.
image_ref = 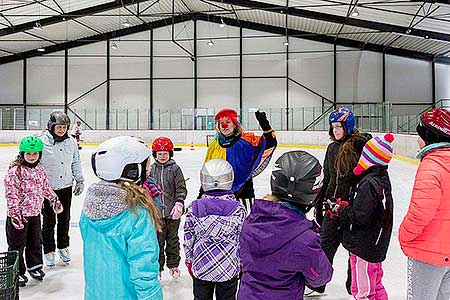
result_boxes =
[399,147,450,266]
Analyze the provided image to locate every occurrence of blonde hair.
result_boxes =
[116,181,162,232]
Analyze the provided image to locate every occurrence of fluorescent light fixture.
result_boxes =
[406,28,412,34]
[33,21,43,30]
[37,48,45,52]
[122,19,131,27]
[111,42,119,50]
[351,7,359,17]
[283,40,289,46]
[207,40,214,46]
[219,17,226,28]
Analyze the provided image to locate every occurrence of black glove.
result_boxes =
[255,110,271,131]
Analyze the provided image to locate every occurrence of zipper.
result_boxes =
[375,228,383,246]
[160,165,165,218]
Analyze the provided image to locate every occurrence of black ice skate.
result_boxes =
[18,274,28,287]
[28,269,45,281]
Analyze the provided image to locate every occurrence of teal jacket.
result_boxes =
[80,206,162,300]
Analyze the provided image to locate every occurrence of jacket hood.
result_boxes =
[82,180,129,228]
[242,199,312,255]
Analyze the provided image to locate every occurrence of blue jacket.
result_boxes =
[80,205,162,300]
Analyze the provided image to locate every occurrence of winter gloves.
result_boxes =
[53,200,64,214]
[10,213,25,230]
[255,110,272,132]
[73,180,84,196]
[185,261,193,278]
[170,202,184,220]
[326,198,349,218]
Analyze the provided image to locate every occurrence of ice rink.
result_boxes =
[0,144,419,300]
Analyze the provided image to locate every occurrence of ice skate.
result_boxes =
[18,274,28,287]
[44,252,56,267]
[58,247,71,264]
[169,267,180,279]
[29,269,45,281]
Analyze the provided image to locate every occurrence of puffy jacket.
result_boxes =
[4,163,59,218]
[238,199,333,300]
[150,159,187,218]
[340,166,393,263]
[40,130,83,190]
[399,144,450,267]
[184,190,246,282]
[80,181,162,300]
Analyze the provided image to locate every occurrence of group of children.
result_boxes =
[5,107,449,300]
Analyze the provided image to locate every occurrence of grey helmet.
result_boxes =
[47,111,71,132]
[201,159,234,192]
[271,150,323,208]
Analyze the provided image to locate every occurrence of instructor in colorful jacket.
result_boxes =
[203,108,277,211]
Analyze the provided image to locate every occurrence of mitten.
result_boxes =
[53,200,64,214]
[254,110,272,132]
[170,202,184,220]
[73,181,84,196]
[326,198,349,218]
[10,214,24,230]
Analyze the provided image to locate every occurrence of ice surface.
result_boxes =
[0,145,418,300]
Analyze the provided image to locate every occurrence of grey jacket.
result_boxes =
[40,130,84,190]
[151,159,187,218]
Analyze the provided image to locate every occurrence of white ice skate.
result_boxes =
[44,252,56,267]
[58,247,71,264]
[169,267,180,279]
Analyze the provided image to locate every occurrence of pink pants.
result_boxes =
[350,253,388,300]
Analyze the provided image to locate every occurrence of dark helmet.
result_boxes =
[47,111,70,132]
[417,108,450,145]
[271,151,323,208]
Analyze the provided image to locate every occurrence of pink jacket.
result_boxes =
[4,164,59,218]
[399,148,450,266]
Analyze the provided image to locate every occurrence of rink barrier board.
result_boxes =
[0,142,420,165]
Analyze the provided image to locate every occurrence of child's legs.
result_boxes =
[6,217,27,275]
[42,197,56,254]
[56,187,72,250]
[407,257,448,300]
[165,218,181,268]
[25,216,43,271]
[350,253,386,300]
[157,219,167,271]
[215,277,238,300]
[437,266,450,300]
[193,277,214,300]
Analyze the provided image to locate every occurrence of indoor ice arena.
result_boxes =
[0,0,449,299]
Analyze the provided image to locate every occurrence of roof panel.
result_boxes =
[0,32,52,53]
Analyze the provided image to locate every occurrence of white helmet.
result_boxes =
[91,136,151,183]
[201,159,234,192]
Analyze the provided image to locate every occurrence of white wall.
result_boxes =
[436,63,450,101]
[0,61,22,104]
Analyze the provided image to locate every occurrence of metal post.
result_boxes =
[286,35,289,131]
[23,58,27,129]
[239,26,243,124]
[64,48,68,114]
[432,60,436,107]
[382,51,386,131]
[150,29,154,130]
[95,109,97,129]
[333,43,337,109]
[194,19,198,130]
[106,40,111,130]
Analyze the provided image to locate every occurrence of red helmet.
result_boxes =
[152,137,174,152]
[419,109,450,138]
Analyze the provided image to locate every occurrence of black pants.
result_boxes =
[42,186,72,254]
[315,215,352,294]
[6,216,43,276]
[193,277,238,300]
[158,218,181,270]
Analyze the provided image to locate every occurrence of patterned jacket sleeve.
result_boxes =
[183,206,195,263]
[235,205,247,260]
[4,166,22,217]
[40,166,58,206]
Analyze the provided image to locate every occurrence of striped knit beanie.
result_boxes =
[353,133,395,176]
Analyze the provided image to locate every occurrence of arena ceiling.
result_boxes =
[1,0,450,64]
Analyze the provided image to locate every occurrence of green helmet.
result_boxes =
[19,136,44,153]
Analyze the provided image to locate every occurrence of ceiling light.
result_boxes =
[33,21,43,30]
[425,35,429,39]
[122,19,131,27]
[219,17,226,28]
[283,40,289,46]
[37,47,45,52]
[207,40,214,46]
[351,7,359,17]
[406,28,412,34]
[111,42,119,50]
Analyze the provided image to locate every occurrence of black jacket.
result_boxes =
[340,166,393,263]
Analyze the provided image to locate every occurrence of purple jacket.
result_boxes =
[238,199,333,300]
[184,190,246,282]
